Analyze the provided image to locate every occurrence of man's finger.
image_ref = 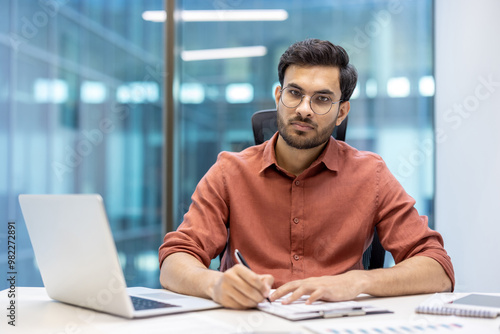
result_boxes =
[229,266,273,303]
[282,286,309,304]
[306,288,326,304]
[269,281,299,301]
[233,265,274,301]
[258,274,274,298]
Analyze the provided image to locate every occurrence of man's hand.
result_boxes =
[211,264,274,309]
[269,257,452,305]
[161,253,274,310]
[270,270,368,305]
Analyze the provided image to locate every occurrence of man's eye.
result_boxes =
[315,95,331,103]
[289,89,302,96]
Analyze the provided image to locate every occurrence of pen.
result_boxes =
[234,249,272,303]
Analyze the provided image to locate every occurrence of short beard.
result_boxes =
[277,107,338,150]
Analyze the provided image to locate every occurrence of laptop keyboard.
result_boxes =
[131,296,180,311]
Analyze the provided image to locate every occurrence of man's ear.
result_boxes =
[336,101,350,126]
[274,86,282,109]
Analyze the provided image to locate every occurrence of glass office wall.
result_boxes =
[0,0,435,289]
[173,0,435,268]
[0,1,164,289]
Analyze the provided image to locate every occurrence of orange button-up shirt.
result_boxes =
[159,133,455,289]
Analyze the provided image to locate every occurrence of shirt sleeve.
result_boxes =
[374,159,455,290]
[158,153,230,268]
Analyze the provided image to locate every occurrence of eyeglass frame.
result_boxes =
[279,86,343,115]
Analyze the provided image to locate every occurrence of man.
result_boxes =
[159,39,454,309]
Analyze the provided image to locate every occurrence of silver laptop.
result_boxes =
[19,194,221,318]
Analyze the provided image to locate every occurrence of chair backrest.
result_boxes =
[250,109,385,270]
[251,109,348,145]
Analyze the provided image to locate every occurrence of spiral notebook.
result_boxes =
[416,293,500,318]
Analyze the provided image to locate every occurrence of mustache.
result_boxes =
[289,116,316,127]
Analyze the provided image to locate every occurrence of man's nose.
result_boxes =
[295,95,313,118]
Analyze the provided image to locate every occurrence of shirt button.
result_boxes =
[295,180,300,186]
[293,218,299,224]
[293,254,300,261]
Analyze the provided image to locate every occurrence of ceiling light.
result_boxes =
[181,46,267,61]
[81,81,107,104]
[34,79,68,104]
[226,83,254,104]
[419,76,435,97]
[142,9,288,22]
[142,11,166,22]
[181,9,288,22]
[387,77,411,98]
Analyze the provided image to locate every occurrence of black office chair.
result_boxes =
[251,109,385,270]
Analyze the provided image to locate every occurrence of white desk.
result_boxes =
[1,288,499,333]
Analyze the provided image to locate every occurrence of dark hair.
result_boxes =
[278,39,358,101]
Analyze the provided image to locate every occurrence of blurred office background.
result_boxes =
[1,0,436,289]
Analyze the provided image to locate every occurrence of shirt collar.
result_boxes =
[260,132,340,174]
[260,132,279,173]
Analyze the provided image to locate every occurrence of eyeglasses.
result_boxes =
[279,86,342,115]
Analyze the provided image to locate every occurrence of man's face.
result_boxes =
[275,65,349,150]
